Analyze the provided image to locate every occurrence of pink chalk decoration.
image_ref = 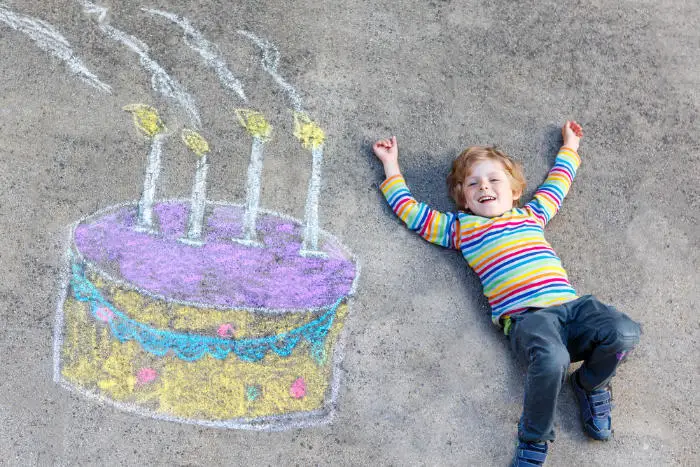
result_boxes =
[136,367,158,385]
[95,306,114,322]
[217,323,236,338]
[289,377,307,399]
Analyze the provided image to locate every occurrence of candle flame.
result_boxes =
[235,109,272,140]
[181,129,210,157]
[123,104,167,138]
[293,112,325,150]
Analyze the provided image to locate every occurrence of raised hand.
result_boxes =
[373,136,398,164]
[562,121,582,151]
[373,136,402,178]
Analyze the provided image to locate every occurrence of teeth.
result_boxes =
[479,196,496,202]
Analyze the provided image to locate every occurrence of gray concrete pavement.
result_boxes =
[0,0,698,465]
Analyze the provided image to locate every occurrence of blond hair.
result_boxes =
[447,146,526,210]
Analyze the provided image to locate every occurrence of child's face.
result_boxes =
[462,159,521,217]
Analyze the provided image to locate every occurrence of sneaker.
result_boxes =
[511,440,548,466]
[571,369,613,440]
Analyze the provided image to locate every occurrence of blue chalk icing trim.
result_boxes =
[69,261,338,363]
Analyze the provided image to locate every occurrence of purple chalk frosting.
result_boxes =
[74,202,357,310]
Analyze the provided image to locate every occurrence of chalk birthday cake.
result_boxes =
[59,201,357,427]
[56,106,357,429]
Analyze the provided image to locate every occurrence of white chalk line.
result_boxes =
[137,132,166,230]
[238,30,304,112]
[81,2,201,128]
[185,154,209,241]
[240,137,265,243]
[0,5,111,93]
[52,232,73,383]
[301,144,324,253]
[67,199,360,314]
[144,9,247,102]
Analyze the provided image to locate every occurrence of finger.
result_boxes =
[391,136,397,147]
[571,122,583,137]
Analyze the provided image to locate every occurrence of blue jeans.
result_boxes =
[508,295,641,442]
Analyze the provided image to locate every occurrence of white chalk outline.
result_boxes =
[238,30,304,112]
[81,1,201,128]
[52,237,72,383]
[143,9,247,102]
[0,5,111,93]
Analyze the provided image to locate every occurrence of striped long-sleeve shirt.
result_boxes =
[380,147,581,326]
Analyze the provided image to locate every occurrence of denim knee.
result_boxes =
[606,314,641,352]
[530,347,570,380]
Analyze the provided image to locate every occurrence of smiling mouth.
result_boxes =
[478,195,496,203]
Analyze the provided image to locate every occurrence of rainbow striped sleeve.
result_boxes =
[525,147,581,226]
[380,175,459,249]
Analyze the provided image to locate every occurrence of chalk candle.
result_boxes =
[180,129,211,246]
[233,109,272,247]
[123,104,167,233]
[293,112,326,257]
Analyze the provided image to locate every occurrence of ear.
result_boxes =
[511,189,522,202]
[453,181,463,202]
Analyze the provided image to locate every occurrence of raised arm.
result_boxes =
[374,137,460,249]
[525,121,582,226]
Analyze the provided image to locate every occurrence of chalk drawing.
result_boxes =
[217,323,237,338]
[180,129,211,245]
[82,1,201,128]
[47,8,359,430]
[294,112,327,256]
[0,6,111,93]
[56,201,357,429]
[240,30,328,256]
[239,30,304,112]
[123,104,168,233]
[234,109,272,246]
[144,9,247,102]
[136,367,158,385]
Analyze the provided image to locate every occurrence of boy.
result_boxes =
[373,122,641,466]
